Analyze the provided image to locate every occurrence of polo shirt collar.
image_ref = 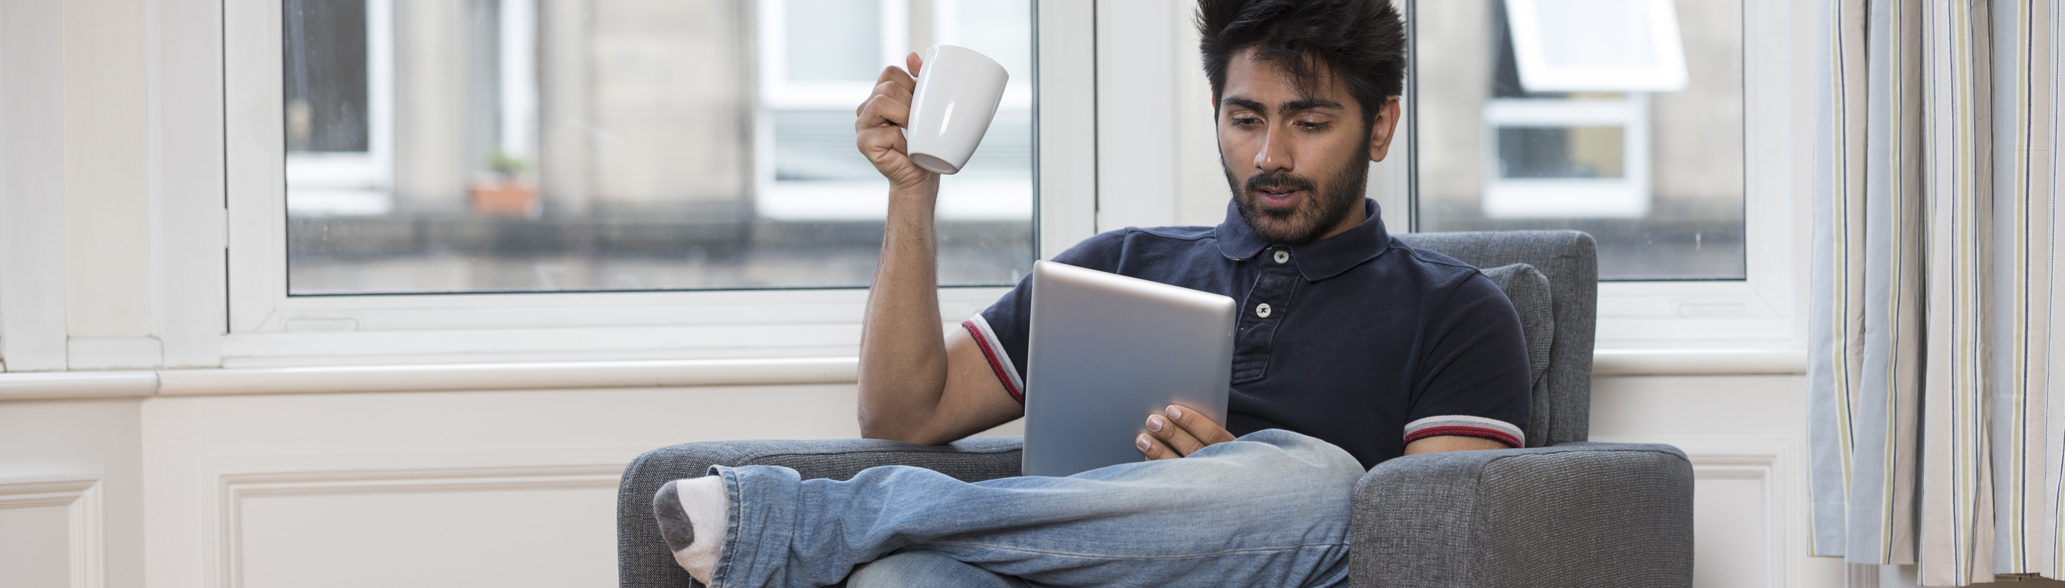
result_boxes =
[1214,198,1392,282]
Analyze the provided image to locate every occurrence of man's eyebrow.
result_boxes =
[1221,97,1266,112]
[1219,96,1343,116]
[1278,97,1342,115]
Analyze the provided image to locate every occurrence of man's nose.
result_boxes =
[1253,126,1292,173]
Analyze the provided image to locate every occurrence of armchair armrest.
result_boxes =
[1348,442,1693,588]
[618,436,1023,588]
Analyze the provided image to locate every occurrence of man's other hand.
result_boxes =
[1137,405,1236,460]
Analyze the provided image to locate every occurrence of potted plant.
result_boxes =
[469,150,541,218]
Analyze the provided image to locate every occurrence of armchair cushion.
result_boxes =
[1348,442,1693,588]
[1475,263,1554,392]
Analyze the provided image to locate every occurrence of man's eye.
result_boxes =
[1297,121,1331,131]
[1231,118,1260,127]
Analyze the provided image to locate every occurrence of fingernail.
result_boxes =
[1146,416,1163,432]
[1168,405,1184,420]
[1136,434,1151,451]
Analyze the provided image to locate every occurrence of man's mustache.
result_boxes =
[1244,170,1317,194]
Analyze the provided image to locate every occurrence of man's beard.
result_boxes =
[1226,156,1368,244]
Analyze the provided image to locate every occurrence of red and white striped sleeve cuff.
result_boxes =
[961,315,1025,404]
[1403,415,1524,448]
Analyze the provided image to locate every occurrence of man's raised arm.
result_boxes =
[852,54,1024,445]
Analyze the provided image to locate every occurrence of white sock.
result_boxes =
[653,476,728,584]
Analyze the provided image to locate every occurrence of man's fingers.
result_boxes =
[906,51,923,78]
[1167,404,1237,444]
[1146,413,1208,456]
[878,79,914,108]
[856,80,914,118]
[1136,433,1180,460]
[875,63,916,91]
[854,94,911,131]
[859,65,917,116]
[855,125,908,163]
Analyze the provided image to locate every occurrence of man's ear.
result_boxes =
[1367,96,1403,163]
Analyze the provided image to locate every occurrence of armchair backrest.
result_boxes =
[1392,231,1598,447]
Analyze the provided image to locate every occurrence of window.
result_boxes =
[1411,0,1744,281]
[280,0,1035,295]
[222,0,1082,365]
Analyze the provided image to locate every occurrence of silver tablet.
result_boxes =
[1021,260,1237,477]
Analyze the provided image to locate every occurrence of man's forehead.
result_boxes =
[1221,49,1349,109]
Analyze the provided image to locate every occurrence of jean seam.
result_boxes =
[710,467,744,588]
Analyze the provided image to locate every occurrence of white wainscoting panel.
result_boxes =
[0,504,76,588]
[142,384,870,588]
[0,464,106,588]
[216,455,622,588]
[0,400,141,588]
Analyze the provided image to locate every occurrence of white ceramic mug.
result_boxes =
[902,45,1009,175]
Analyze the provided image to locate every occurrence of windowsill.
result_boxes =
[0,357,855,401]
[0,348,1806,402]
[1591,348,1806,376]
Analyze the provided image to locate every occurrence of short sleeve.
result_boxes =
[1402,272,1534,448]
[965,276,1031,403]
[963,231,1129,405]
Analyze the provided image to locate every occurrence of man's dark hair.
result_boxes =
[1196,0,1406,129]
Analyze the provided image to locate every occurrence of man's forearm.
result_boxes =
[857,181,948,439]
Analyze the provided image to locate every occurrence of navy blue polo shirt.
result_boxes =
[961,199,1532,469]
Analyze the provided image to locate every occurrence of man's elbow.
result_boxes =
[857,406,935,445]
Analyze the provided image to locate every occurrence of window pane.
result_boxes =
[282,0,1035,295]
[1495,126,1624,178]
[283,0,370,153]
[1413,0,1744,280]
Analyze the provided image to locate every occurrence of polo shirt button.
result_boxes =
[1256,303,1272,318]
[1273,250,1291,264]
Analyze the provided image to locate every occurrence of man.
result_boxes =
[652,0,1532,586]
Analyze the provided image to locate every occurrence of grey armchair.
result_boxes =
[617,231,1693,588]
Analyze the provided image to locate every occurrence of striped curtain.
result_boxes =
[1807,0,2065,585]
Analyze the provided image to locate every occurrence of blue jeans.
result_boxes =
[704,429,1364,588]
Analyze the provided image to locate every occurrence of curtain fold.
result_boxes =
[1808,0,2063,585]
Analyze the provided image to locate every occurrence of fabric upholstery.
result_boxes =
[1396,231,1597,447]
[1476,263,1554,392]
[617,437,1022,588]
[1349,443,1693,588]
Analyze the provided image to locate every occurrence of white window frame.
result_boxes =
[1437,0,1809,350]
[1478,94,1653,219]
[218,0,1093,368]
[1502,0,1690,93]
[1382,0,1805,351]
